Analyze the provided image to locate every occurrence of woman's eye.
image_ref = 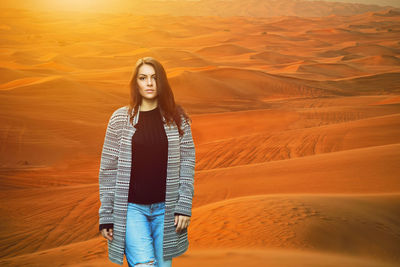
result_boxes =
[138,76,156,81]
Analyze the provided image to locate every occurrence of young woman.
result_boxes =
[98,57,195,266]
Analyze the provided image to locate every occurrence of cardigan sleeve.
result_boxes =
[174,212,191,217]
[99,223,114,231]
[174,117,195,217]
[98,111,119,226]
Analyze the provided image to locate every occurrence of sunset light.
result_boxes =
[1,0,400,266]
[3,0,122,12]
[43,0,116,12]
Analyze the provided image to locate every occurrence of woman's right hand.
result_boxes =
[101,228,113,241]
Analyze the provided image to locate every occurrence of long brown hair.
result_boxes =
[127,57,191,137]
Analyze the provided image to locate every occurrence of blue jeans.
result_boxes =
[125,201,173,267]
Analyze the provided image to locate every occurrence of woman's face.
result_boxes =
[137,64,158,100]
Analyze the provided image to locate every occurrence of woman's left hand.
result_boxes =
[174,214,191,233]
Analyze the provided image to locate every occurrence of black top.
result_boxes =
[128,105,168,204]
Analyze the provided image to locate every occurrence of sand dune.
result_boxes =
[169,67,328,103]
[0,75,62,91]
[278,60,319,73]
[340,54,365,61]
[173,248,399,267]
[0,237,107,267]
[0,74,118,102]
[266,17,320,30]
[190,194,400,262]
[57,0,397,17]
[296,63,367,79]
[123,29,185,43]
[0,184,100,258]
[324,72,400,94]
[2,242,398,267]
[314,44,399,62]
[373,9,400,17]
[31,61,76,73]
[147,48,212,68]
[1,5,400,267]
[0,67,29,83]
[2,188,399,266]
[318,49,350,58]
[194,143,400,206]
[1,193,399,266]
[370,95,400,105]
[190,108,300,145]
[348,55,400,65]
[283,72,400,95]
[250,51,302,64]
[51,54,129,70]
[195,113,400,169]
[343,44,400,57]
[7,138,398,254]
[195,44,255,57]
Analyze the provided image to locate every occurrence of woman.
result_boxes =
[98,57,195,266]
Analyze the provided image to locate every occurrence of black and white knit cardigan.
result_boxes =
[98,105,195,265]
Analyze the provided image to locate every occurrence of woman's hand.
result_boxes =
[101,228,113,241]
[174,214,190,233]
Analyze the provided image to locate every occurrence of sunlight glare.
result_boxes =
[41,0,115,12]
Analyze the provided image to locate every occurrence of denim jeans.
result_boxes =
[125,201,173,267]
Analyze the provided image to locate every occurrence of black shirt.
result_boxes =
[128,105,168,204]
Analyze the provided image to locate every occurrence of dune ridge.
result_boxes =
[190,194,400,263]
[194,143,400,208]
[195,112,400,169]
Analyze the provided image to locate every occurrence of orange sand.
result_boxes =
[1,4,400,267]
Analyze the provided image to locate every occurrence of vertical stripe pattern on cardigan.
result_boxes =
[98,105,195,265]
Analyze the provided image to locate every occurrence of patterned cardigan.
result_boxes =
[98,105,195,265]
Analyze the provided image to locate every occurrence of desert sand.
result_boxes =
[0,2,400,267]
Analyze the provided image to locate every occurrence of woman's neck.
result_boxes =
[140,99,158,111]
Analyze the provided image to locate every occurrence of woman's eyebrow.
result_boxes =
[138,74,156,76]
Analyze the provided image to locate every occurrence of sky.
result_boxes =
[0,0,127,12]
[306,0,399,7]
[1,0,399,12]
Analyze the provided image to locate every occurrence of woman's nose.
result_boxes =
[147,77,153,85]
